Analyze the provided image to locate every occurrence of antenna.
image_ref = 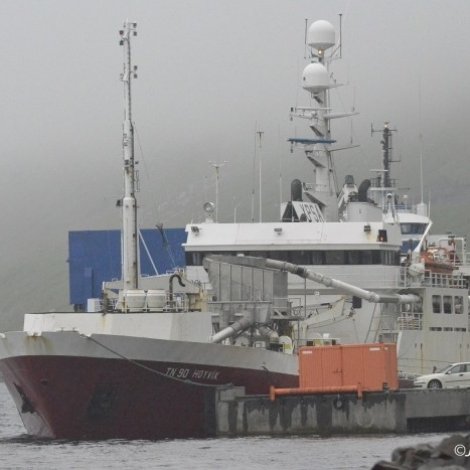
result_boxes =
[339,13,342,59]
[304,18,308,60]
[418,76,424,204]
[251,122,257,222]
[208,161,228,222]
[278,124,283,210]
[371,122,397,189]
[257,129,264,222]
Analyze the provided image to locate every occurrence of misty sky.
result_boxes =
[0,0,469,328]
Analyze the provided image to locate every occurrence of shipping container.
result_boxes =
[299,343,398,391]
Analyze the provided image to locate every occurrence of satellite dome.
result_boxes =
[307,20,335,51]
[203,201,215,214]
[302,62,330,93]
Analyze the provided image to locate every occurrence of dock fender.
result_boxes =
[333,396,344,410]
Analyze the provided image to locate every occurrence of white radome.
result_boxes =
[307,20,335,50]
[302,62,330,93]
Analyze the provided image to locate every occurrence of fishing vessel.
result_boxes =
[0,17,468,441]
[0,21,306,440]
[184,20,470,376]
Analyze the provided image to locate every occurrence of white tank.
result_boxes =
[307,20,335,50]
[124,289,146,311]
[279,336,293,354]
[302,62,330,93]
[146,289,167,311]
[87,298,101,313]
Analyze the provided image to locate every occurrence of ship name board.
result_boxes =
[293,201,325,223]
[165,367,220,381]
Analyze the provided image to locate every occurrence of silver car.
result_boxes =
[413,362,470,389]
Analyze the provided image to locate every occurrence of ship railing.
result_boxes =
[422,270,467,289]
[451,252,470,267]
[291,302,339,319]
[207,297,303,321]
[400,266,467,289]
[397,313,423,331]
[164,293,187,312]
[208,300,276,320]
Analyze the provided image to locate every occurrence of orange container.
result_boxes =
[299,343,398,391]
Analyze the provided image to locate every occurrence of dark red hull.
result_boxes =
[0,355,298,440]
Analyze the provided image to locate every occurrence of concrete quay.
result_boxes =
[214,387,470,436]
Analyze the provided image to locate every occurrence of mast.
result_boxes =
[119,20,139,290]
[371,122,397,211]
[288,20,356,221]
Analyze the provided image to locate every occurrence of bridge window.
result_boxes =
[184,249,400,266]
[400,223,427,235]
[443,296,452,314]
[325,251,345,265]
[432,295,441,313]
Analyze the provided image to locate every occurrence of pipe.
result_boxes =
[270,384,363,401]
[211,314,254,343]
[169,273,185,299]
[264,259,420,304]
[258,325,279,342]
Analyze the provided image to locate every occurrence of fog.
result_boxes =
[0,0,468,329]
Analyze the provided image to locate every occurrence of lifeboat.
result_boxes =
[421,246,455,274]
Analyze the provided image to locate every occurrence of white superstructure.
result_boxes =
[184,19,470,377]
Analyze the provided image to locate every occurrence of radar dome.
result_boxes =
[302,62,330,93]
[307,20,335,51]
[203,201,215,214]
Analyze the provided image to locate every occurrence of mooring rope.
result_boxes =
[80,333,232,389]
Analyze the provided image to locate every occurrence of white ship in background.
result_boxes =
[185,19,470,376]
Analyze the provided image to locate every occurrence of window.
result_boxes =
[268,251,286,261]
[310,251,325,265]
[362,251,373,264]
[372,251,381,264]
[432,295,441,313]
[449,364,466,374]
[345,251,360,265]
[290,251,309,264]
[325,251,345,265]
[443,296,452,314]
[184,249,401,266]
[377,229,388,242]
[400,223,427,235]
[455,296,463,314]
[185,252,203,266]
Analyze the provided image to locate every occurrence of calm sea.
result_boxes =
[0,382,449,470]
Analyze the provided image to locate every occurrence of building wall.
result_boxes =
[68,228,186,309]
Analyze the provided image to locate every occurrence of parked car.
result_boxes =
[413,362,470,389]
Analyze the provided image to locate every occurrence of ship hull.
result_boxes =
[0,331,298,440]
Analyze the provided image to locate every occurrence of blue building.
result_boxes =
[68,228,186,311]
